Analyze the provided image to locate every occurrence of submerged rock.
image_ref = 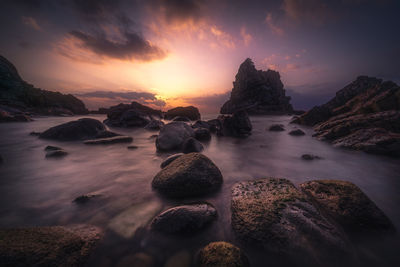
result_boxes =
[156,122,195,151]
[165,106,200,121]
[152,153,223,198]
[288,129,305,136]
[300,180,395,234]
[194,127,211,141]
[127,145,139,150]
[160,153,183,169]
[83,135,133,145]
[73,194,99,204]
[150,203,217,234]
[0,224,103,267]
[29,131,41,136]
[182,137,204,153]
[301,154,322,160]
[144,119,164,130]
[39,118,106,141]
[218,111,252,137]
[45,150,68,158]
[45,145,62,151]
[269,124,285,131]
[197,242,249,267]
[231,178,349,260]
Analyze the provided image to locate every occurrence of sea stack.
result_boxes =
[220,58,293,115]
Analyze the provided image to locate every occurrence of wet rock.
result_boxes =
[164,250,191,267]
[45,145,62,151]
[301,154,322,160]
[231,178,349,259]
[172,116,191,122]
[220,58,293,115]
[192,120,211,130]
[152,153,223,198]
[218,111,252,137]
[160,153,183,168]
[83,135,133,145]
[150,203,217,234]
[29,131,41,136]
[149,134,158,139]
[182,137,204,153]
[0,110,32,122]
[268,124,285,131]
[39,118,106,141]
[194,127,211,141]
[127,145,139,150]
[206,119,221,133]
[156,122,195,151]
[300,180,395,234]
[45,150,68,158]
[197,242,249,267]
[288,129,305,136]
[0,224,103,267]
[144,119,164,130]
[116,252,154,267]
[165,106,200,121]
[94,130,120,139]
[73,194,99,204]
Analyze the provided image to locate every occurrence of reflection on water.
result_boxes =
[0,115,399,266]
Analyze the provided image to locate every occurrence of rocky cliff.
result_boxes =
[220,58,293,115]
[0,55,88,116]
[293,76,400,157]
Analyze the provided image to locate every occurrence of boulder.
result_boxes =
[172,116,191,122]
[156,122,195,151]
[144,120,164,130]
[45,150,68,158]
[160,153,183,168]
[220,58,293,115]
[165,106,200,121]
[197,242,249,267]
[152,153,223,198]
[268,124,285,131]
[218,111,252,137]
[194,127,211,141]
[39,118,106,141]
[94,130,120,139]
[150,203,217,234]
[164,250,191,267]
[192,120,211,130]
[182,137,204,153]
[288,129,305,136]
[0,225,103,267]
[83,135,133,145]
[231,178,349,259]
[300,180,395,234]
[206,119,221,133]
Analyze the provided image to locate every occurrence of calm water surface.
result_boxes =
[0,114,399,267]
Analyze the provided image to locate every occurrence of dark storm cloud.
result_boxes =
[77,90,158,101]
[147,0,207,23]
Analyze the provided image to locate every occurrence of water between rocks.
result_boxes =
[0,114,399,267]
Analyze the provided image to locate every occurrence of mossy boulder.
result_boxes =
[152,153,223,198]
[300,180,395,234]
[197,241,249,267]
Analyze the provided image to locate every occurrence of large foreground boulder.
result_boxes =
[164,106,200,121]
[217,111,252,137]
[197,242,249,267]
[300,180,395,234]
[150,203,217,234]
[231,178,349,261]
[39,118,106,141]
[156,122,195,151]
[104,102,162,127]
[152,153,223,197]
[0,225,103,267]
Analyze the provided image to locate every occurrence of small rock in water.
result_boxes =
[197,242,249,267]
[182,137,204,153]
[73,194,99,204]
[83,135,133,145]
[289,129,305,136]
[29,131,41,136]
[268,124,285,131]
[94,130,120,139]
[150,203,217,234]
[301,154,322,160]
[127,145,139,150]
[160,153,183,168]
[156,122,195,151]
[45,145,62,151]
[45,150,68,158]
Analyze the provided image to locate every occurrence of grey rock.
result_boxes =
[194,127,211,141]
[160,153,183,168]
[289,129,305,136]
[156,122,195,151]
[182,137,204,153]
[45,150,68,158]
[144,119,164,130]
[165,106,200,121]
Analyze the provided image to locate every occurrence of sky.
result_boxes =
[1,0,399,113]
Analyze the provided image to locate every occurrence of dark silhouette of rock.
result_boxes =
[192,120,211,130]
[231,178,349,260]
[206,119,221,133]
[144,119,164,130]
[73,194,99,204]
[172,116,191,122]
[165,106,200,121]
[83,135,133,145]
[116,253,154,267]
[0,225,103,266]
[220,58,293,115]
[293,76,400,157]
[156,122,195,151]
[0,55,88,116]
[29,131,41,136]
[103,102,162,128]
[289,129,305,136]
[127,145,139,150]
[45,150,68,158]
[152,153,223,198]
[300,180,395,234]
[94,130,120,139]
[194,127,211,141]
[269,124,285,131]
[39,118,106,141]
[150,203,217,234]
[45,145,62,151]
[182,137,204,153]
[197,242,249,267]
[0,110,32,122]
[160,153,183,168]
[301,154,322,160]
[217,110,252,137]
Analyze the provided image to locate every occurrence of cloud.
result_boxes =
[184,91,230,113]
[240,26,253,46]
[21,16,41,30]
[210,25,235,49]
[265,13,284,36]
[147,0,206,24]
